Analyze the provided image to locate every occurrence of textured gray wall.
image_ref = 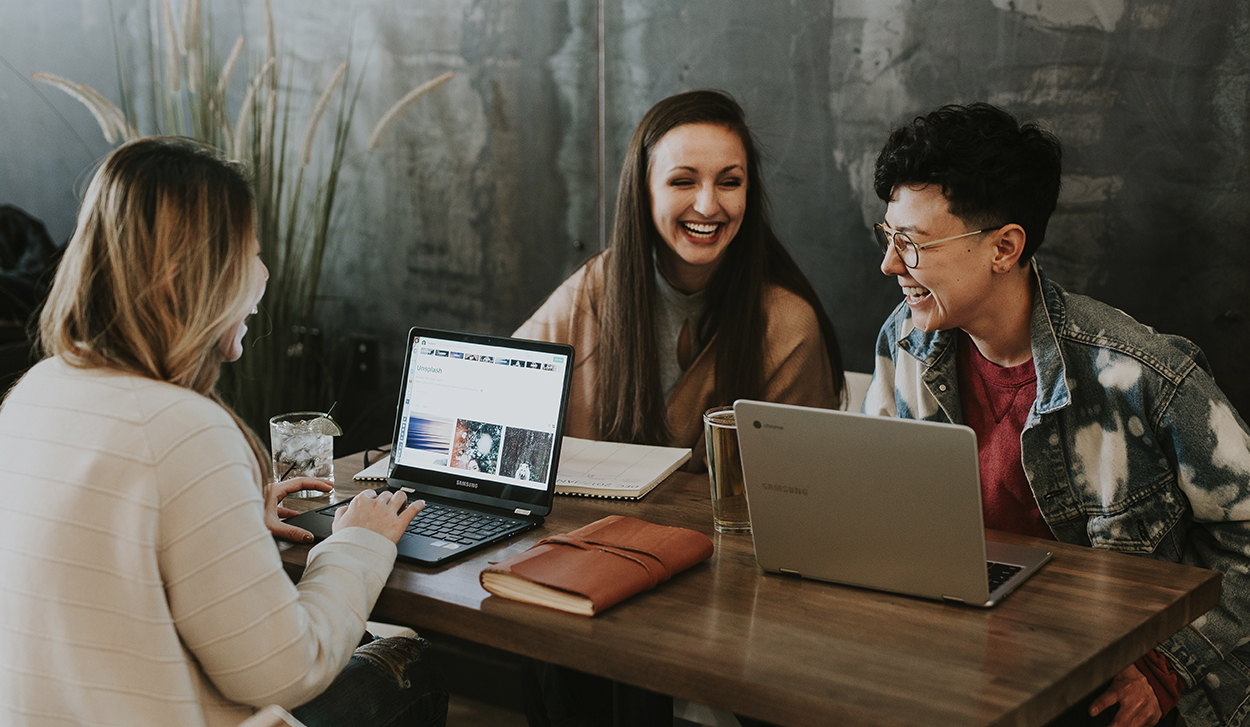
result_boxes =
[3,0,1249,432]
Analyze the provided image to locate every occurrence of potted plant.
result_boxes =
[33,0,451,436]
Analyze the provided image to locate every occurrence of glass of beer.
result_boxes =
[703,406,750,533]
[269,412,336,498]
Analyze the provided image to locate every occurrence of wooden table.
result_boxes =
[278,452,1220,727]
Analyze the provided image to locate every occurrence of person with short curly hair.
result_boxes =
[866,103,1250,727]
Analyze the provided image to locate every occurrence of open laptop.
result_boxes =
[733,401,1051,607]
[286,327,574,565]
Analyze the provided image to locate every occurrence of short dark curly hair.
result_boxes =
[873,103,1062,262]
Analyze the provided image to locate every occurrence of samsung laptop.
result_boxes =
[733,401,1051,607]
[286,328,574,565]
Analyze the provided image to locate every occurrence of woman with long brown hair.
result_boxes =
[0,137,445,727]
[517,89,844,467]
[517,90,844,726]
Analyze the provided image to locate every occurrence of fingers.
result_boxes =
[360,488,406,510]
[384,491,422,521]
[1106,701,1156,727]
[1089,688,1118,717]
[381,490,419,524]
[270,522,315,544]
[400,498,425,525]
[332,489,419,543]
[276,506,300,519]
[1091,665,1160,727]
[273,476,333,500]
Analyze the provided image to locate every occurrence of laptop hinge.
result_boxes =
[941,595,965,603]
[778,568,801,577]
[514,508,532,516]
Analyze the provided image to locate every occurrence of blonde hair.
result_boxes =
[40,136,270,480]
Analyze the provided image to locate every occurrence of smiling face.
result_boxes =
[879,184,1002,333]
[647,122,748,293]
[218,237,268,362]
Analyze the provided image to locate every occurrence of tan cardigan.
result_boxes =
[515,253,839,466]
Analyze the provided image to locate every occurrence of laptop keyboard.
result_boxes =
[398,496,526,546]
[987,561,1023,592]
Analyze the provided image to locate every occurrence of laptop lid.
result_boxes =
[387,327,575,518]
[733,401,1050,607]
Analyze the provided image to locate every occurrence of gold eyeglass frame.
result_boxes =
[874,223,998,269]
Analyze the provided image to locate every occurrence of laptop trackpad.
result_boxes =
[288,508,337,539]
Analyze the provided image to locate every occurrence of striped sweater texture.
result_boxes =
[0,357,396,726]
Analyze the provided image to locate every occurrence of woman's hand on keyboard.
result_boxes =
[333,488,425,543]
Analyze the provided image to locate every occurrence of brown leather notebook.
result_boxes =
[479,515,714,616]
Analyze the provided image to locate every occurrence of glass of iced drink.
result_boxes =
[269,412,337,498]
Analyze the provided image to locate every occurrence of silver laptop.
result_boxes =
[733,401,1051,607]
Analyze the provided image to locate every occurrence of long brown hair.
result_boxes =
[596,90,844,444]
[39,136,270,480]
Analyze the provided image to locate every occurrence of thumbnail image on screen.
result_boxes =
[451,419,503,475]
[499,428,554,482]
[403,417,455,467]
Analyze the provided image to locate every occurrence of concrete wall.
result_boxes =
[3,0,1249,432]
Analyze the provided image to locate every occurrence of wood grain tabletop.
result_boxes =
[278,450,1220,727]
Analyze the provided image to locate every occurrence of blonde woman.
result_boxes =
[0,137,446,727]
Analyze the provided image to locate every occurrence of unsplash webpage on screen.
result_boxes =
[394,336,567,492]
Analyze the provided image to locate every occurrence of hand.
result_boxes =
[333,488,424,544]
[1090,664,1162,727]
[265,477,333,543]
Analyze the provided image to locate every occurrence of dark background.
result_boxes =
[3,0,1248,450]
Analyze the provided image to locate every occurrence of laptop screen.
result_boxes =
[389,328,573,513]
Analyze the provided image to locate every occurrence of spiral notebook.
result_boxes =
[357,437,690,500]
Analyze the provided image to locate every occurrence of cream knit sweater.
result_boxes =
[0,357,397,726]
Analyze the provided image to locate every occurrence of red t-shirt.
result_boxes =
[956,332,1052,541]
[956,332,1183,711]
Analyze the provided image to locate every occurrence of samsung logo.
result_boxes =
[761,483,807,496]
[456,480,479,489]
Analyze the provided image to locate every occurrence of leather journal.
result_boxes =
[479,515,714,615]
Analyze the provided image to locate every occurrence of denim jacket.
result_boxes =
[863,266,1250,727]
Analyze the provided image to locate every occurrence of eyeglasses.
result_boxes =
[873,223,998,269]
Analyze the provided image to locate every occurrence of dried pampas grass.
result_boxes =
[366,71,454,151]
[260,87,277,173]
[32,73,136,144]
[217,35,245,101]
[161,0,180,94]
[184,0,203,95]
[299,62,348,167]
[232,58,274,159]
[263,0,277,89]
[30,2,452,443]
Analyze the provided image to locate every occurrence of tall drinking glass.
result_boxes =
[703,406,750,534]
[269,412,335,498]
